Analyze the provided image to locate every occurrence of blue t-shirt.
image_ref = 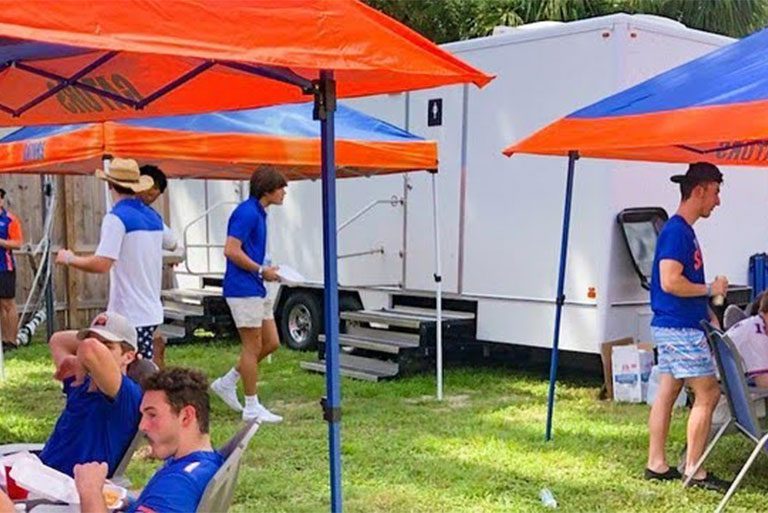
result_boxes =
[650,215,709,329]
[39,375,142,477]
[126,450,224,513]
[223,198,267,298]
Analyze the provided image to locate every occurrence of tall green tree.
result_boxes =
[364,0,768,43]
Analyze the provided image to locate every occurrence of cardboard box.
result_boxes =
[612,344,655,403]
[600,337,633,400]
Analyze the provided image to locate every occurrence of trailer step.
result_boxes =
[320,330,420,354]
[300,353,399,381]
[161,288,221,306]
[341,310,430,329]
[163,304,205,321]
[157,324,186,340]
[385,305,476,321]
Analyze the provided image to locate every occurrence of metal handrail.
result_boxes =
[337,195,402,233]
[183,200,239,275]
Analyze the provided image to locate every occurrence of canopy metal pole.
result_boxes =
[42,175,55,340]
[545,150,579,442]
[317,70,343,513]
[431,172,443,401]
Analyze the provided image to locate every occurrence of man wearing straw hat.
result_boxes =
[56,157,177,361]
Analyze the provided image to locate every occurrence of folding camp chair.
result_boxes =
[723,305,748,331]
[196,419,260,513]
[687,321,768,512]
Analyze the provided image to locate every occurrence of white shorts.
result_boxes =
[226,296,274,328]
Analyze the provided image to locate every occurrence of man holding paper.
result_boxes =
[210,167,287,423]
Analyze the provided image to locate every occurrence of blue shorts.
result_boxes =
[651,326,716,379]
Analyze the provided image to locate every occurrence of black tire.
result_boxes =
[279,291,322,351]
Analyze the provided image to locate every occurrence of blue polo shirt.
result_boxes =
[650,215,709,330]
[223,198,267,298]
[39,375,142,477]
[126,450,223,513]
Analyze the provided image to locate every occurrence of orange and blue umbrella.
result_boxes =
[503,26,768,442]
[0,102,437,178]
[0,2,491,507]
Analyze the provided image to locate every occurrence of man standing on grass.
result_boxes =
[645,162,729,491]
[0,188,23,350]
[210,167,285,423]
[137,164,177,368]
[56,158,177,362]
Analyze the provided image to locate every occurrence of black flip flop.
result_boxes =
[645,467,682,481]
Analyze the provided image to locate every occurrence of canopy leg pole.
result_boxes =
[431,172,443,401]
[42,175,55,340]
[316,70,343,513]
[545,150,579,442]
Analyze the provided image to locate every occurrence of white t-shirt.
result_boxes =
[95,198,177,327]
[725,314,768,377]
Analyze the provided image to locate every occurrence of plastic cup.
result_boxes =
[4,465,28,500]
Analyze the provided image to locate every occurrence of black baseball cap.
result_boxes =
[670,162,723,186]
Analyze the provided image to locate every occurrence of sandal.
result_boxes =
[645,467,682,481]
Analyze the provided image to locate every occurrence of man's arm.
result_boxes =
[55,250,114,274]
[49,330,85,382]
[74,462,109,513]
[659,259,727,297]
[76,338,123,398]
[223,236,279,281]
[163,223,178,251]
[0,214,23,250]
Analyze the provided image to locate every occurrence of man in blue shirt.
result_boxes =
[210,167,287,423]
[74,368,223,513]
[645,162,729,492]
[40,311,143,477]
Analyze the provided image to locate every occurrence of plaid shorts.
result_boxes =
[652,326,716,379]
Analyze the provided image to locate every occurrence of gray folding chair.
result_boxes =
[196,420,260,513]
[688,322,768,512]
[723,305,748,331]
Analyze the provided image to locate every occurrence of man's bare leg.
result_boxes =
[647,373,684,473]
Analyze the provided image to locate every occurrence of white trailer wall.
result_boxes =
[167,14,767,354]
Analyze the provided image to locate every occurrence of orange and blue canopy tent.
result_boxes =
[0,1,492,510]
[0,102,438,178]
[504,26,768,441]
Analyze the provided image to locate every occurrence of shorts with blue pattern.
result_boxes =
[651,326,716,379]
[136,325,158,361]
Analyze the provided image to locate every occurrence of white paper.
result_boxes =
[10,457,78,504]
[276,264,307,285]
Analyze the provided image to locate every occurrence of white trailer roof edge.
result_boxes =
[442,12,733,54]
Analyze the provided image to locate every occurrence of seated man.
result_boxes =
[39,312,143,477]
[75,368,223,513]
[725,293,768,388]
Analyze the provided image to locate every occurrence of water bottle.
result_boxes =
[539,488,557,508]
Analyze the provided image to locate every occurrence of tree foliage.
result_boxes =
[364,0,768,43]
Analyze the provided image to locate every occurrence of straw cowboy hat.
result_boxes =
[95,157,154,192]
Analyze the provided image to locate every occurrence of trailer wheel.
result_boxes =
[279,291,321,351]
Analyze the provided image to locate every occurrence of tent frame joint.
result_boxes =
[320,396,342,423]
[312,75,336,121]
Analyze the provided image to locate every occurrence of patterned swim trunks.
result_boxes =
[651,326,716,379]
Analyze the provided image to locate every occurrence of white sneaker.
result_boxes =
[210,378,243,412]
[243,403,283,423]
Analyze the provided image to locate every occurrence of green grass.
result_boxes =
[2,341,767,512]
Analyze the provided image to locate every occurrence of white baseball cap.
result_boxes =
[77,311,138,351]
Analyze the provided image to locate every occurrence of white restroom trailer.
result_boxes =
[169,14,768,357]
